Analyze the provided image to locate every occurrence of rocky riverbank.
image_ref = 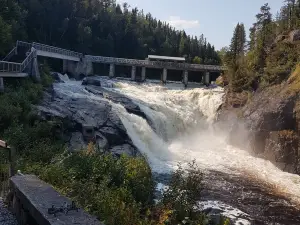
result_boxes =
[219,74,300,175]
[33,75,145,157]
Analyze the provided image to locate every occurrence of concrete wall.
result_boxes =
[63,57,94,78]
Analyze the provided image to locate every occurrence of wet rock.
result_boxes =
[82,77,101,86]
[264,130,298,172]
[51,72,69,83]
[69,132,86,152]
[221,83,300,174]
[109,144,136,157]
[35,81,139,154]
[99,127,124,146]
[242,85,296,154]
[85,86,147,119]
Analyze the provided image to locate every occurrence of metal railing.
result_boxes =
[32,42,82,59]
[12,40,228,72]
[3,47,17,61]
[86,55,226,71]
[0,61,22,73]
[16,40,32,49]
[21,50,36,71]
[0,48,37,73]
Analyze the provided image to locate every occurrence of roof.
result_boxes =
[147,55,186,62]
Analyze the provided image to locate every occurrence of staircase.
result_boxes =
[0,41,40,92]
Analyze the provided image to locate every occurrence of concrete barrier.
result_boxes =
[7,175,103,225]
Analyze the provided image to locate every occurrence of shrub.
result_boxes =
[153,161,208,225]
[40,150,155,225]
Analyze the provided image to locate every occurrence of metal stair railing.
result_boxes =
[0,61,22,73]
[0,48,37,74]
[21,50,36,72]
[3,47,17,61]
[32,42,82,59]
[16,40,32,49]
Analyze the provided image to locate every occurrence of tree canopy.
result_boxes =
[0,0,220,65]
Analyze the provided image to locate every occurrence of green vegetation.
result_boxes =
[0,70,228,224]
[221,1,300,94]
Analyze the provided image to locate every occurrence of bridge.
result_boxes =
[0,41,227,91]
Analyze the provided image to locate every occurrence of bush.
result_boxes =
[40,150,155,225]
[154,161,208,225]
[264,42,300,85]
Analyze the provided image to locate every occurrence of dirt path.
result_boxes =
[0,198,18,225]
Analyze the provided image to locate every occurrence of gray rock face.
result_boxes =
[95,132,108,152]
[289,29,300,42]
[109,144,136,157]
[85,86,147,119]
[34,80,142,157]
[220,84,300,174]
[70,132,85,152]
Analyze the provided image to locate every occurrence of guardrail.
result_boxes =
[0,61,22,73]
[32,42,82,59]
[13,40,227,72]
[3,47,17,61]
[21,50,36,71]
[0,49,37,73]
[16,40,32,49]
[86,55,225,71]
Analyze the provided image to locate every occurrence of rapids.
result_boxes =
[55,77,300,224]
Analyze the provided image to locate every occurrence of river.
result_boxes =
[55,76,300,224]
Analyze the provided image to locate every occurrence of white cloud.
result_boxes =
[167,16,200,30]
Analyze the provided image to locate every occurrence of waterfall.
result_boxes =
[54,77,300,223]
[108,80,300,207]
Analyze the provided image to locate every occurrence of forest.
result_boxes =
[221,0,300,92]
[0,0,220,64]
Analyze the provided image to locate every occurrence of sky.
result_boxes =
[116,0,285,50]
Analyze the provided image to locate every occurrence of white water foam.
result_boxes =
[54,78,300,207]
[107,79,300,206]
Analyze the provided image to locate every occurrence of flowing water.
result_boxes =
[55,77,300,224]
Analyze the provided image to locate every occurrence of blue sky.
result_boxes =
[116,0,284,50]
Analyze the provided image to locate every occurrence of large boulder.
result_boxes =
[35,81,140,154]
[99,127,124,146]
[109,144,136,157]
[82,77,101,86]
[50,72,70,83]
[85,86,147,119]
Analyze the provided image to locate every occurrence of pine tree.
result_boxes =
[229,23,246,65]
[237,23,246,54]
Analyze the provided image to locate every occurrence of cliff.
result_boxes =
[219,65,300,174]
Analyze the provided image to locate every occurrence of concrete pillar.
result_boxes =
[109,64,115,78]
[32,56,41,82]
[0,77,4,92]
[131,66,136,81]
[204,71,210,86]
[162,68,167,84]
[84,59,93,76]
[183,70,188,88]
[63,60,68,73]
[141,67,146,81]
